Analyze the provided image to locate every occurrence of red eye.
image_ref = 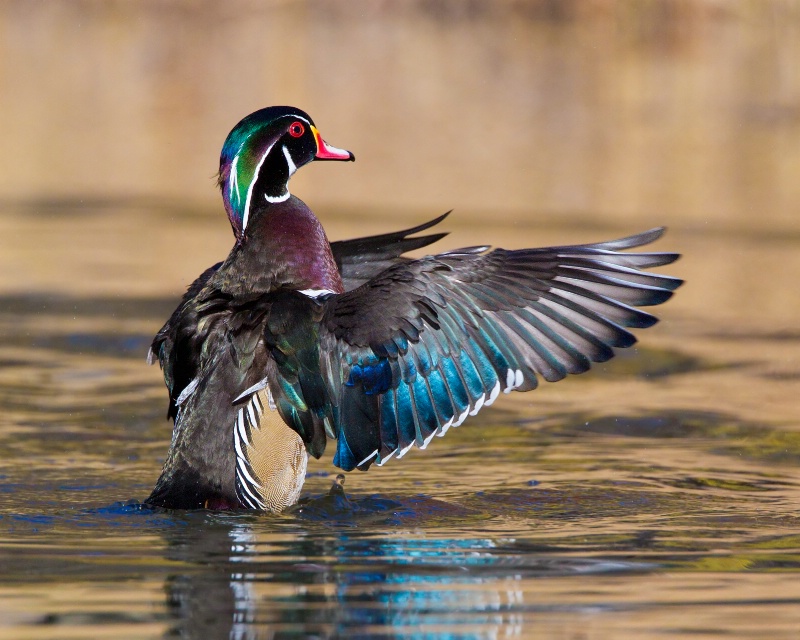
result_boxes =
[288,122,305,138]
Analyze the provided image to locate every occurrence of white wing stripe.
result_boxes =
[452,407,470,427]
[468,393,485,416]
[238,487,258,510]
[236,453,264,504]
[176,377,200,406]
[504,368,516,393]
[233,378,269,403]
[382,372,503,464]
[376,448,397,466]
[299,288,336,298]
[395,441,415,460]
[436,416,454,437]
[420,428,437,450]
[357,449,379,467]
[485,380,501,406]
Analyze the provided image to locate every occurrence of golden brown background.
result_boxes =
[2,3,800,638]
[4,1,800,337]
[3,0,800,227]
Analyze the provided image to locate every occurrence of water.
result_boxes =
[1,204,799,639]
[3,3,800,635]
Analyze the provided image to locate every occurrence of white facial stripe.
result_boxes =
[241,140,277,232]
[229,155,240,206]
[228,130,257,223]
[282,145,297,176]
[261,145,297,204]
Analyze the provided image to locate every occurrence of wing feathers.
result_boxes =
[318,228,682,471]
[330,212,451,290]
[579,226,665,250]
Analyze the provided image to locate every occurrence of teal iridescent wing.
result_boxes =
[319,228,682,471]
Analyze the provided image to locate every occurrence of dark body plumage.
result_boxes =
[145,107,683,511]
[146,200,447,509]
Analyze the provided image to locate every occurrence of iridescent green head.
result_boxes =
[218,106,354,240]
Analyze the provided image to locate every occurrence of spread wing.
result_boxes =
[330,212,449,289]
[148,213,448,418]
[317,227,683,471]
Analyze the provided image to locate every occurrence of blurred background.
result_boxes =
[2,2,800,638]
[3,0,800,225]
[2,0,800,304]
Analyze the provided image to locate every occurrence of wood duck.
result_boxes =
[144,106,683,512]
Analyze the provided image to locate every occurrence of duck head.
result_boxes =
[218,106,354,240]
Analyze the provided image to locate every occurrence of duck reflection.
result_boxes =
[159,507,526,638]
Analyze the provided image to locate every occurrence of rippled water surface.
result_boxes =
[1,204,799,639]
[3,2,800,637]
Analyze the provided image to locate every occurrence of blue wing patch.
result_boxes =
[346,359,393,395]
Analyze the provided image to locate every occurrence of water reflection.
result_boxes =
[158,514,659,639]
[1,206,800,637]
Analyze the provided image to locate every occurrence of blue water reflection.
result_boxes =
[152,511,651,639]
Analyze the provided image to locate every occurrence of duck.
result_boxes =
[144,106,683,512]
